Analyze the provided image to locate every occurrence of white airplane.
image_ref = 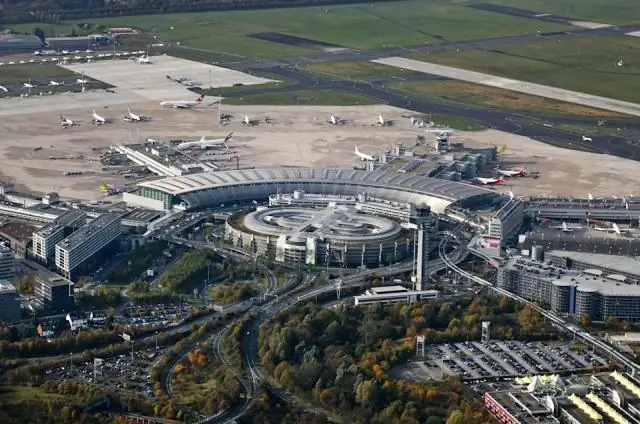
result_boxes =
[328,115,343,125]
[496,168,526,177]
[550,222,582,232]
[160,94,205,109]
[582,135,593,142]
[474,176,505,185]
[175,132,233,150]
[60,115,76,128]
[91,109,107,125]
[377,114,388,127]
[243,115,256,126]
[136,55,151,64]
[49,80,63,86]
[354,146,376,161]
[23,80,36,89]
[76,77,89,84]
[123,108,148,122]
[594,223,633,235]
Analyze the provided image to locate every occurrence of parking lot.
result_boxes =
[48,348,161,398]
[396,340,610,381]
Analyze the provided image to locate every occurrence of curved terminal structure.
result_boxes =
[130,168,499,213]
[225,205,412,266]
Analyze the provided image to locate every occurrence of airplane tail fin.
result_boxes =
[497,177,505,183]
[197,95,204,102]
[355,146,359,154]
[225,132,233,142]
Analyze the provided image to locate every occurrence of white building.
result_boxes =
[0,243,15,280]
[55,213,122,279]
[32,209,86,264]
[354,285,438,306]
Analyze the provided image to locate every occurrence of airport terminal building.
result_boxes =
[125,168,500,213]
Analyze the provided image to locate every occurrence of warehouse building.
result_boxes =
[55,213,122,280]
[0,281,20,323]
[498,256,640,321]
[32,209,86,264]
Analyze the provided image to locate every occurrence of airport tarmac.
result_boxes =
[373,57,640,117]
[2,97,640,201]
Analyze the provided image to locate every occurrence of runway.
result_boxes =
[373,57,640,117]
[221,66,640,161]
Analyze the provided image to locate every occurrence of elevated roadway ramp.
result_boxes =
[373,57,640,117]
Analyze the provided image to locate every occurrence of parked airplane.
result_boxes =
[328,115,343,125]
[243,115,256,126]
[60,115,76,128]
[496,168,526,177]
[160,95,205,109]
[354,146,376,161]
[582,135,593,142]
[23,80,36,89]
[377,114,388,127]
[123,108,149,122]
[175,133,233,150]
[49,80,63,86]
[550,222,582,232]
[474,176,505,185]
[76,78,89,84]
[91,109,107,125]
[136,55,151,64]
[594,223,633,235]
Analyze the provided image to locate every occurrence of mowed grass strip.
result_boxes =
[10,1,573,60]
[224,89,378,106]
[302,60,412,79]
[472,0,640,26]
[406,36,640,104]
[390,80,629,118]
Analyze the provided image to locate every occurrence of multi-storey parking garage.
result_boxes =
[225,205,413,267]
[126,168,500,213]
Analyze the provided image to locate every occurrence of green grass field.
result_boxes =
[224,90,377,106]
[0,64,75,84]
[390,79,628,118]
[9,1,573,60]
[407,35,640,104]
[302,60,412,79]
[473,0,640,26]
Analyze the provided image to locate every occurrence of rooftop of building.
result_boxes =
[370,285,409,294]
[34,209,86,238]
[0,280,16,293]
[56,212,122,251]
[137,168,495,202]
[37,276,71,287]
[122,208,162,224]
[0,222,36,242]
[548,251,640,278]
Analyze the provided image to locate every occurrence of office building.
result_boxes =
[55,213,122,279]
[32,209,86,264]
[34,276,74,313]
[0,281,20,322]
[487,198,524,243]
[547,251,640,282]
[0,243,15,280]
[498,256,640,321]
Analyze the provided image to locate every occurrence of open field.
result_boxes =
[471,0,640,26]
[0,63,76,85]
[405,35,640,104]
[9,1,573,60]
[224,90,377,106]
[376,56,640,116]
[302,60,417,80]
[390,80,629,118]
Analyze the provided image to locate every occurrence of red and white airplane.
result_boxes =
[474,176,505,185]
[496,168,527,177]
[160,94,205,109]
[123,108,149,122]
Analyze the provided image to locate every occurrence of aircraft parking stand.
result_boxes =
[61,55,275,101]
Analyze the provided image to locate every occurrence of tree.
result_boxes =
[579,314,591,327]
[445,410,464,424]
[518,304,541,334]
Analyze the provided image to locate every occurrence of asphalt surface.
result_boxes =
[221,66,640,161]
